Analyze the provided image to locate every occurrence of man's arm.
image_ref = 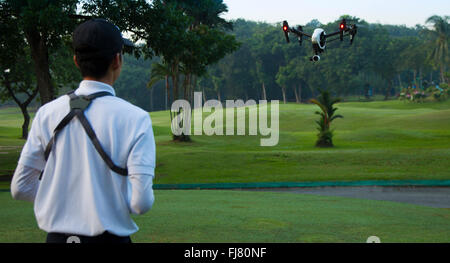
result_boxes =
[126,112,156,215]
[11,110,45,202]
[11,164,41,202]
[128,174,154,215]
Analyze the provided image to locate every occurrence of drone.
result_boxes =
[282,19,357,62]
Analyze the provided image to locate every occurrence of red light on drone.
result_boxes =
[283,26,288,31]
[340,24,345,29]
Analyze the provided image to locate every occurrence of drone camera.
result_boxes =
[310,55,320,62]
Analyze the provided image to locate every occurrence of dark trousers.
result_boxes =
[46,231,132,243]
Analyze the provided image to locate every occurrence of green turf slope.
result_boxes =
[1,99,449,185]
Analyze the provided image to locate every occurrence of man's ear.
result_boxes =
[112,53,122,70]
[73,55,80,69]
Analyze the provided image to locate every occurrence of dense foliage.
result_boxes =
[199,16,448,103]
[111,16,449,111]
[0,0,448,114]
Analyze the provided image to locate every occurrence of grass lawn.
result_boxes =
[0,190,449,243]
[1,100,449,243]
[1,99,450,187]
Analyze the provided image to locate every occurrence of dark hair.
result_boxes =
[75,52,119,79]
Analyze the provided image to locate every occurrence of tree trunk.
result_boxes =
[298,84,302,103]
[165,75,169,110]
[293,85,299,103]
[25,28,55,105]
[190,75,197,107]
[384,81,391,100]
[170,62,190,142]
[150,84,154,112]
[183,73,190,100]
[3,77,38,139]
[262,82,267,100]
[398,74,402,89]
[256,84,261,100]
[413,70,417,86]
[419,68,423,89]
[19,105,30,139]
[170,61,179,125]
[202,86,206,102]
[281,86,286,104]
[217,89,221,102]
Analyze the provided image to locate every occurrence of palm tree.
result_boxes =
[425,15,449,83]
[171,0,232,30]
[148,61,172,111]
[310,90,343,147]
[149,61,192,142]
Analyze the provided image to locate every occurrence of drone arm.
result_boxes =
[326,31,342,37]
[326,32,355,44]
[290,28,311,38]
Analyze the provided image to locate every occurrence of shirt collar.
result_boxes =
[75,80,116,97]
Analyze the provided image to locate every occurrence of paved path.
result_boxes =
[244,186,450,208]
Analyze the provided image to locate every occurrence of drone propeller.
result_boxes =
[297,26,303,45]
[282,21,290,43]
[349,24,357,45]
[339,19,346,41]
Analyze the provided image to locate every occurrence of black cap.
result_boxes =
[73,18,134,60]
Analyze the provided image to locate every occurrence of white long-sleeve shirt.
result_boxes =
[11,80,156,237]
[11,164,154,215]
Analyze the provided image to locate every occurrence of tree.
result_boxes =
[2,0,80,105]
[275,66,289,103]
[143,0,239,141]
[310,90,343,147]
[147,61,172,112]
[0,55,38,139]
[425,15,449,83]
[0,4,38,139]
[1,1,80,138]
[399,37,428,86]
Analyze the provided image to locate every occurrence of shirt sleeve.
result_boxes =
[126,112,156,176]
[11,164,41,202]
[17,110,46,171]
[127,173,155,215]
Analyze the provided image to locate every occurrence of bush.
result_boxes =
[426,84,448,102]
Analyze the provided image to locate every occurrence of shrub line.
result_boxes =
[1,179,449,192]
[152,179,450,190]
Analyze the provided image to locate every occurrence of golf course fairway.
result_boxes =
[0,190,449,243]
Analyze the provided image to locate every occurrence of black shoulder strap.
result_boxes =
[75,110,128,175]
[41,91,128,180]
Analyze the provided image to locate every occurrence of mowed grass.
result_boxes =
[151,99,450,184]
[0,190,449,243]
[1,100,450,186]
[1,101,449,243]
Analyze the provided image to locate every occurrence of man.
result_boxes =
[11,19,155,243]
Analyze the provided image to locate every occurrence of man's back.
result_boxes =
[15,80,156,237]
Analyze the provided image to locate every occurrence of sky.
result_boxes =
[222,0,449,27]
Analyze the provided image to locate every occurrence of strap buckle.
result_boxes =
[70,96,91,111]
